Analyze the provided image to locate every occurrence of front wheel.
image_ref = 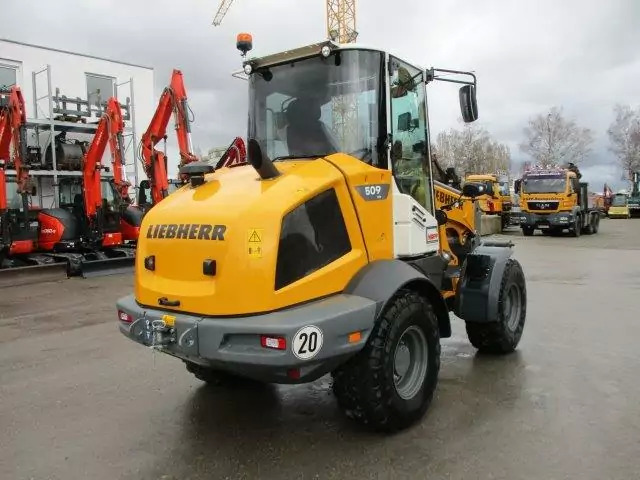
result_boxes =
[522,226,534,236]
[571,216,581,237]
[466,258,527,354]
[332,290,440,432]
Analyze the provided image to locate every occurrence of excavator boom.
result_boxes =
[140,69,197,205]
[0,87,29,211]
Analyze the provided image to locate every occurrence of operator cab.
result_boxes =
[58,177,123,235]
[240,40,478,258]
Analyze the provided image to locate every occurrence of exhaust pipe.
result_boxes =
[248,139,280,180]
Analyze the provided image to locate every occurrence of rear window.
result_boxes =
[275,188,351,290]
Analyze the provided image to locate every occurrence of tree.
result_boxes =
[607,104,640,177]
[520,107,593,167]
[434,124,511,176]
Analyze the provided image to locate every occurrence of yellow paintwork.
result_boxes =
[324,153,394,261]
[465,174,504,215]
[433,181,478,268]
[135,156,394,316]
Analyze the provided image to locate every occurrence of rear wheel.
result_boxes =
[332,290,440,432]
[466,259,527,354]
[592,215,600,234]
[522,226,534,236]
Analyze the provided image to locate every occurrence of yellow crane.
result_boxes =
[212,0,358,43]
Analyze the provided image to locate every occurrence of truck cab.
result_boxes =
[514,167,600,236]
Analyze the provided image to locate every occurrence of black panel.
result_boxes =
[40,208,79,240]
[275,189,351,290]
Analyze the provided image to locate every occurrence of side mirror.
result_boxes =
[435,209,448,226]
[462,182,486,198]
[397,112,412,132]
[459,84,478,123]
[514,179,521,194]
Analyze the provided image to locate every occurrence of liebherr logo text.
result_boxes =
[146,224,226,240]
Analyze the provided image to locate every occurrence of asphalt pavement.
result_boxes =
[2,218,640,480]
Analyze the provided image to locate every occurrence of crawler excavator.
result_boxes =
[136,69,247,211]
[117,38,527,432]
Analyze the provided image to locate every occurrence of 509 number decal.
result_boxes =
[356,184,390,201]
[292,326,324,360]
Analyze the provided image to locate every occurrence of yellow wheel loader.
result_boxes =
[116,40,527,432]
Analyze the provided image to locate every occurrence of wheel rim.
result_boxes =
[504,284,523,330]
[393,325,428,400]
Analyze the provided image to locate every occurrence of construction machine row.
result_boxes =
[0,70,245,278]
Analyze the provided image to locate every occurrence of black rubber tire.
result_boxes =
[466,258,527,354]
[332,290,440,432]
[571,216,581,237]
[522,226,534,236]
[592,215,599,234]
[185,362,261,387]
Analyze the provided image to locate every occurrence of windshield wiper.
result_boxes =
[272,154,328,162]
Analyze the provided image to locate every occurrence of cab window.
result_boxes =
[389,57,432,213]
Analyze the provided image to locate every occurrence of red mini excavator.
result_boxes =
[136,69,246,210]
[0,86,39,264]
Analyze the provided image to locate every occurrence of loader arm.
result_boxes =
[140,69,197,205]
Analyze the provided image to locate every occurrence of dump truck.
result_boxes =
[628,172,640,218]
[514,166,600,236]
[117,38,528,432]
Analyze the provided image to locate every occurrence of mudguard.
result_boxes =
[454,242,514,323]
[345,259,451,338]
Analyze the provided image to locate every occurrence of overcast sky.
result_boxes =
[3,0,640,190]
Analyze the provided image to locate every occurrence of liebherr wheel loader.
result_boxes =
[117,39,527,432]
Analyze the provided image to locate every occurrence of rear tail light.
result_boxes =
[260,335,286,350]
[118,310,133,323]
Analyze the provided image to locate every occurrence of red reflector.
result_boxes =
[287,368,301,380]
[118,310,133,323]
[260,335,286,350]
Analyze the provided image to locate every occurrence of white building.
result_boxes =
[0,38,155,207]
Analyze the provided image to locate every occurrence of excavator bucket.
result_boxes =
[79,255,135,278]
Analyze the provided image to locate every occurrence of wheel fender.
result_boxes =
[345,259,451,338]
[455,245,517,323]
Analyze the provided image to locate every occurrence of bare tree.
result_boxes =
[435,124,511,176]
[607,104,640,177]
[520,107,593,167]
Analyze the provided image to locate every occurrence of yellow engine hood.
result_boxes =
[608,206,629,216]
[135,158,369,316]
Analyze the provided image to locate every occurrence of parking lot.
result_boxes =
[2,218,640,480]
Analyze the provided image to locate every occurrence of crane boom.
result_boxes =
[213,0,358,44]
[213,0,235,25]
[326,0,357,43]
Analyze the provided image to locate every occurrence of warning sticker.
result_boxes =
[247,229,263,258]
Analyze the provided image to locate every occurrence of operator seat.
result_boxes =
[286,98,338,157]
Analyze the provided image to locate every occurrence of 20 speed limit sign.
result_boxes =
[292,326,323,360]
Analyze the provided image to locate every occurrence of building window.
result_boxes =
[86,73,115,108]
[0,64,18,90]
